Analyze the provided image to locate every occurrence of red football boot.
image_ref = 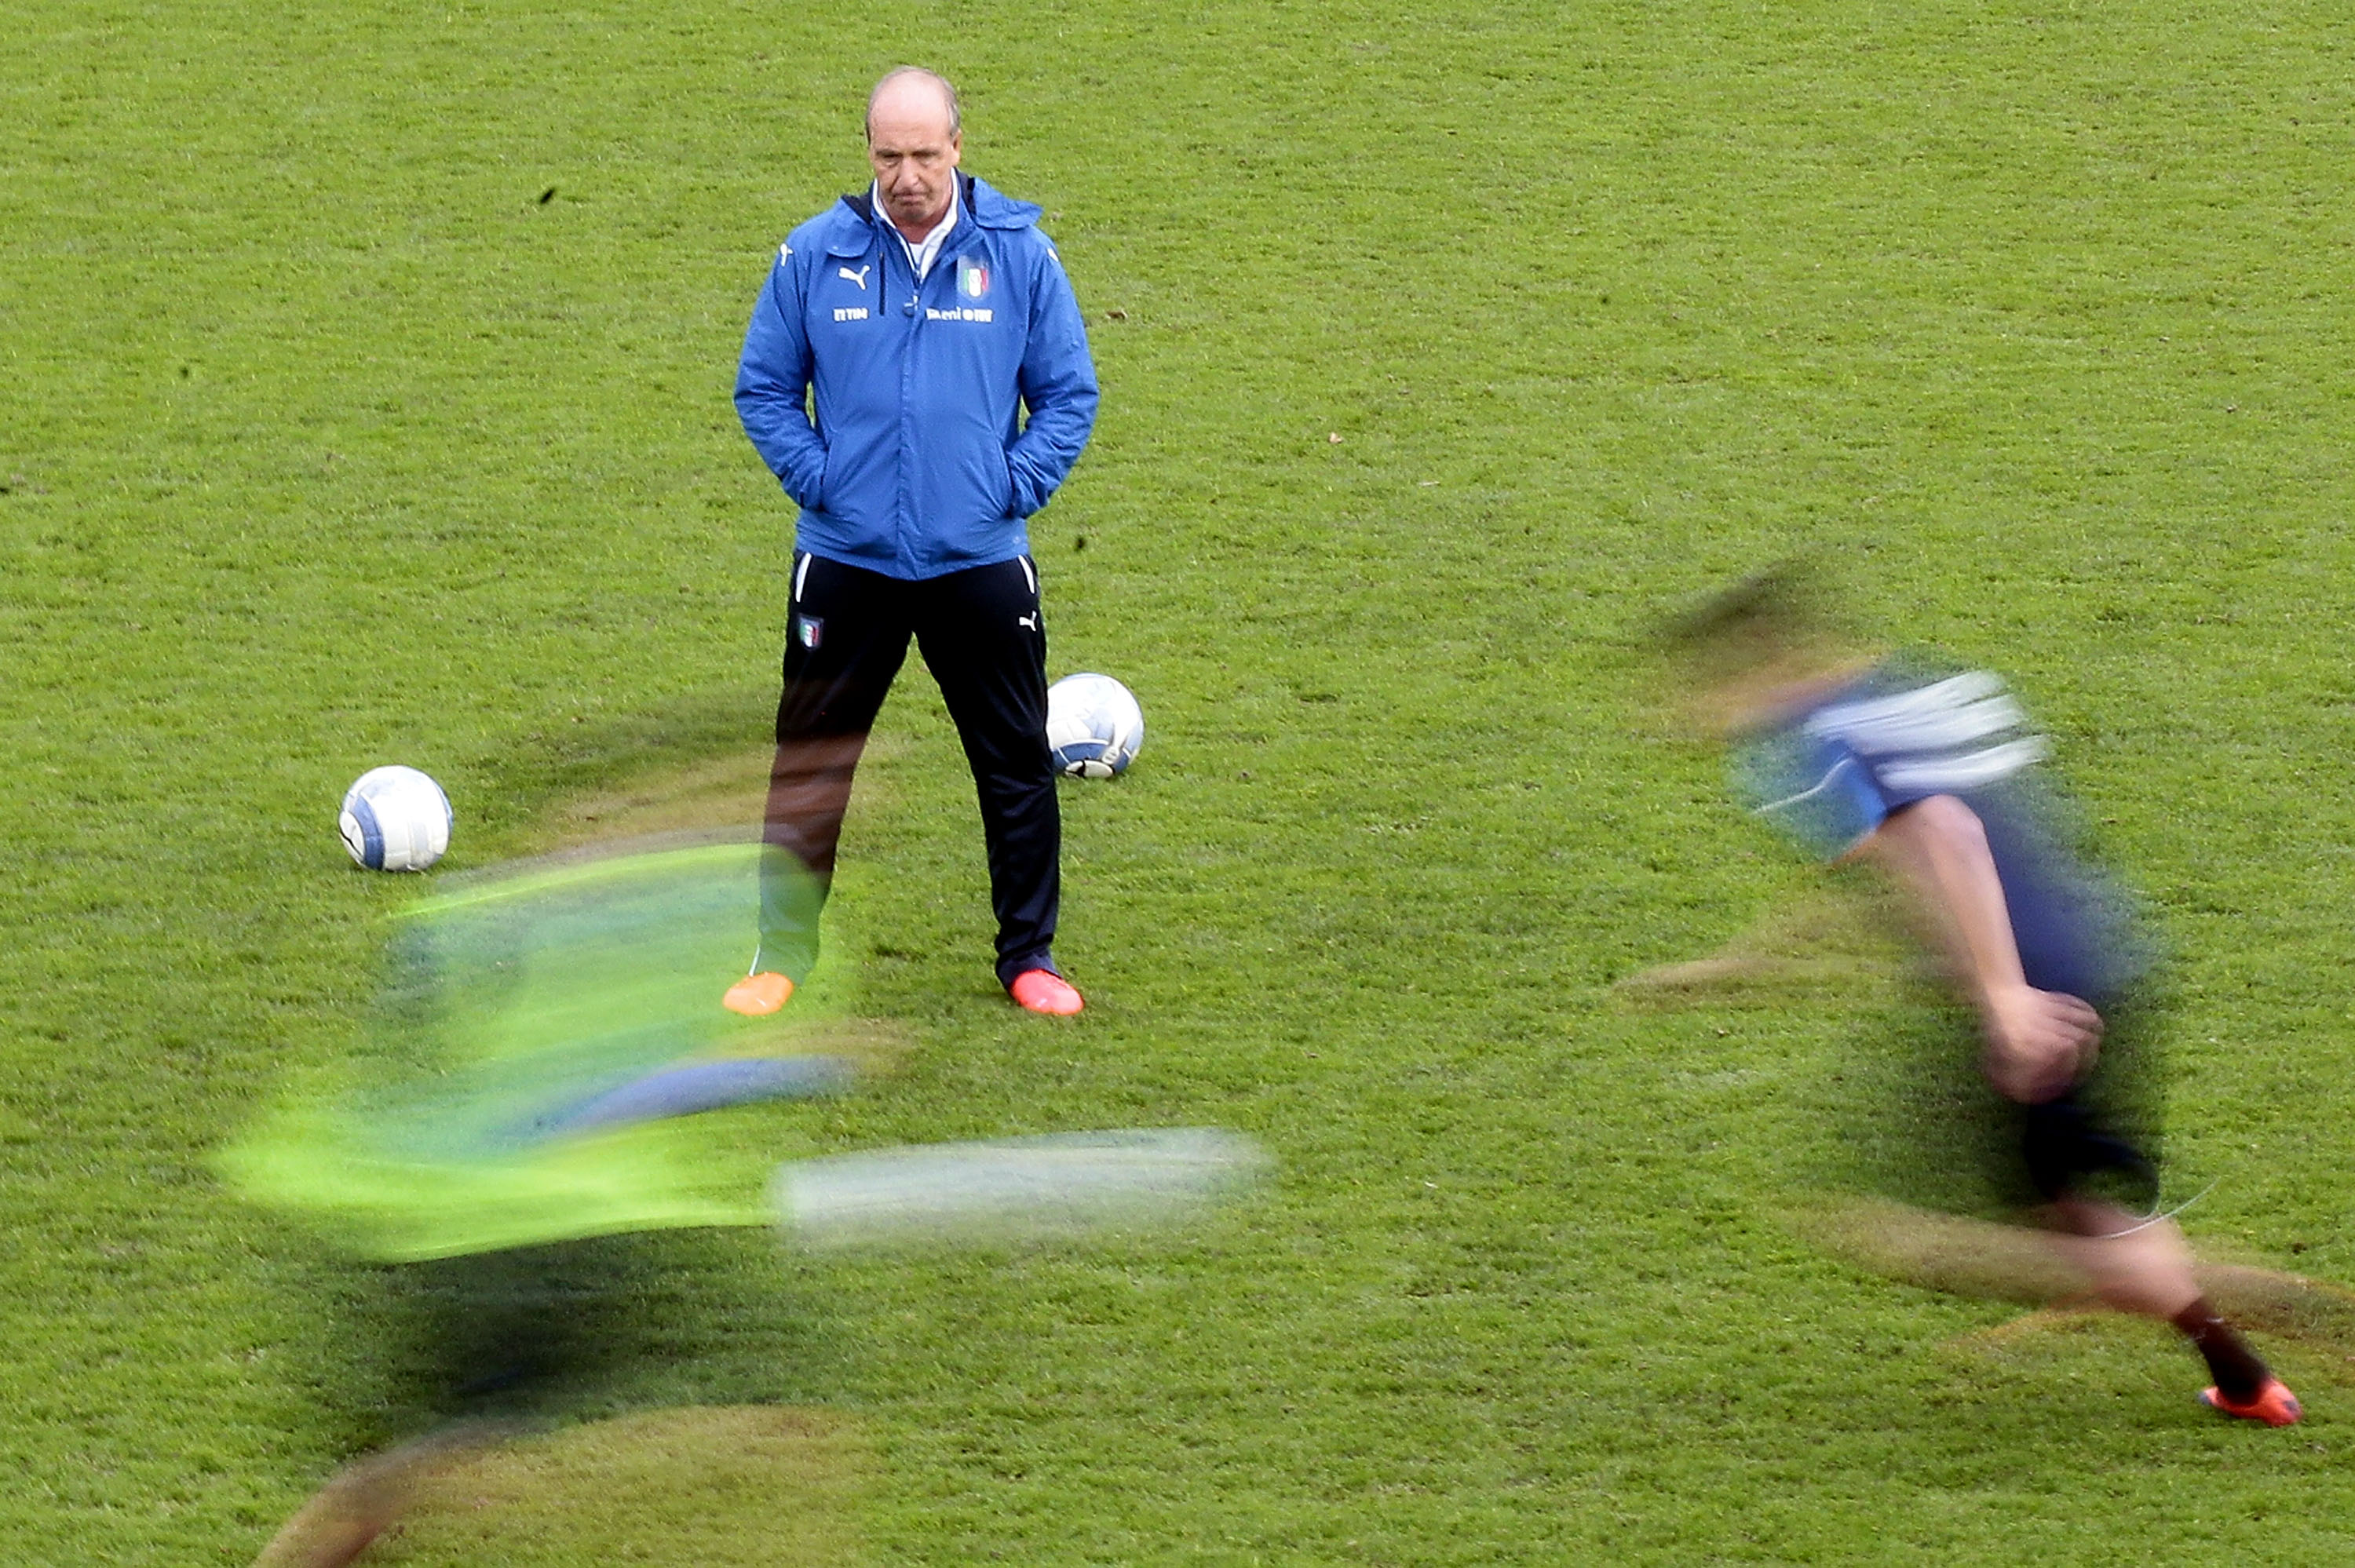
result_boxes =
[1008,968,1084,1016]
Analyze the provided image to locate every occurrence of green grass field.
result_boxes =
[8,1,2355,1561]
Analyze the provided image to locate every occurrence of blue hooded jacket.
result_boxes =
[735,173,1099,581]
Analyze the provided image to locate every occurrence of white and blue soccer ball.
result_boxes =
[339,765,453,871]
[1046,673,1145,779]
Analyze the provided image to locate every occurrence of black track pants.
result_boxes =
[758,550,1060,988]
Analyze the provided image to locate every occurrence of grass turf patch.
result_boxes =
[5,2,2355,1562]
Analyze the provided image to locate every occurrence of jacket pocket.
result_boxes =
[998,449,1020,517]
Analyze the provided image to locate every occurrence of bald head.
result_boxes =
[865,67,963,241]
[867,67,960,141]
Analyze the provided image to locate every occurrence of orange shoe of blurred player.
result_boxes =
[1008,968,1083,1016]
[2201,1379,2302,1427]
[723,972,794,1016]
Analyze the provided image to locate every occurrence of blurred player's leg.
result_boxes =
[251,1423,511,1568]
[2046,1197,2298,1423]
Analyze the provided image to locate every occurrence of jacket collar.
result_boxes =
[839,173,1039,235]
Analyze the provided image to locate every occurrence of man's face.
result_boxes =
[867,82,962,235]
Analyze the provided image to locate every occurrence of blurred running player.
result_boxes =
[232,841,858,1565]
[1667,567,2299,1426]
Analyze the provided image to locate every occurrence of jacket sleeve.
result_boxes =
[734,248,828,510]
[1005,239,1100,518]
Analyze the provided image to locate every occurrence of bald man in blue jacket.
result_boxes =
[731,67,1098,1019]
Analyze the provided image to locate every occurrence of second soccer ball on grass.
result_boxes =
[339,765,453,871]
[1046,673,1145,779]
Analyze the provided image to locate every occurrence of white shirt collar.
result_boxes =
[873,182,959,280]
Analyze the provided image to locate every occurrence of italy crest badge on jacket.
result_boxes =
[956,256,991,301]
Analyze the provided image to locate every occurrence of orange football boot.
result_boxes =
[2200,1379,2302,1427]
[722,972,794,1016]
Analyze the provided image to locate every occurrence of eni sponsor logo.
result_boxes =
[925,307,993,323]
[833,306,870,322]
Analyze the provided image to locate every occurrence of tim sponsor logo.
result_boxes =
[834,306,870,322]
